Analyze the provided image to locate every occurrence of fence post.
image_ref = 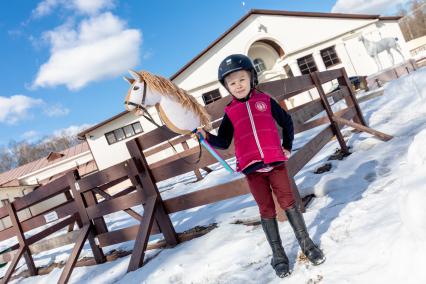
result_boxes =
[126,139,179,247]
[71,170,106,264]
[291,177,305,212]
[58,171,106,284]
[64,191,77,232]
[2,201,37,282]
[82,190,108,235]
[337,68,368,126]
[411,59,417,71]
[127,195,158,272]
[311,71,349,154]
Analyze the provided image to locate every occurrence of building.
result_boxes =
[406,35,426,66]
[78,9,412,170]
[0,142,97,229]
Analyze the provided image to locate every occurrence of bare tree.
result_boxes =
[0,148,15,173]
[411,0,426,38]
[398,0,426,41]
[0,134,81,174]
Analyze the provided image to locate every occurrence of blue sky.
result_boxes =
[0,0,408,147]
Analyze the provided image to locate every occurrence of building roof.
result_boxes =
[0,141,93,187]
[76,9,402,138]
[37,159,97,185]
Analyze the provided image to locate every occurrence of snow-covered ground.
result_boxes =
[3,67,426,283]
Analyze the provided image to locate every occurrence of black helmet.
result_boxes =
[218,54,258,89]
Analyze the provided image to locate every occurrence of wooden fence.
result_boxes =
[0,173,79,283]
[119,67,392,277]
[0,67,392,283]
[366,59,417,89]
[56,158,178,283]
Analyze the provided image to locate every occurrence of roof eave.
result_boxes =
[77,110,129,139]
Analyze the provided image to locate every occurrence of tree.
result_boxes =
[398,0,426,41]
[0,134,81,174]
[0,148,15,173]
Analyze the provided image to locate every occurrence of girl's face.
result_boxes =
[225,70,251,99]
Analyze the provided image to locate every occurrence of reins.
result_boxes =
[124,81,203,165]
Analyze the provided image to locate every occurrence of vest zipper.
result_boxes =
[246,101,264,159]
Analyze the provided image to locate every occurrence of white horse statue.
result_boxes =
[123,70,211,135]
[358,35,405,71]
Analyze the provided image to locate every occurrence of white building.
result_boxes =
[78,9,411,170]
[406,35,426,66]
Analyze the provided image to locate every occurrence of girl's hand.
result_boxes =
[282,147,291,157]
[192,128,207,140]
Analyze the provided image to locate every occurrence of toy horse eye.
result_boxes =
[133,86,140,91]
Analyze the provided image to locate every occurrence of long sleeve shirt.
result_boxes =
[206,97,294,174]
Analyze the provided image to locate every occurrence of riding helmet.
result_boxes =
[218,54,258,89]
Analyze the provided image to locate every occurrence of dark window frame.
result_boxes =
[320,46,341,68]
[123,124,135,138]
[105,121,144,145]
[253,58,267,73]
[202,89,222,105]
[297,54,318,75]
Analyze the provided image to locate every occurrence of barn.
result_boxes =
[78,9,411,171]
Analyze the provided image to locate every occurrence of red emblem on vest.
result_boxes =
[255,101,267,112]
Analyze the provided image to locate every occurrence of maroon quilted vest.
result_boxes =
[225,90,287,172]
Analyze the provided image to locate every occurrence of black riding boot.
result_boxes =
[285,206,325,265]
[261,218,291,278]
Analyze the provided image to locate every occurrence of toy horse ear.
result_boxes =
[128,70,142,82]
[123,76,135,85]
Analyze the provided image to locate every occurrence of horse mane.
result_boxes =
[138,71,211,129]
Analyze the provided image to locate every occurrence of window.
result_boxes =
[202,89,222,105]
[114,128,125,142]
[132,122,143,134]
[105,132,116,144]
[284,64,294,78]
[123,125,135,138]
[297,54,317,75]
[105,122,143,145]
[253,58,267,73]
[320,46,341,68]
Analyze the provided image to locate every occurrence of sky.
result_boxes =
[0,0,411,147]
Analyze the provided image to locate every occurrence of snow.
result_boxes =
[3,67,426,283]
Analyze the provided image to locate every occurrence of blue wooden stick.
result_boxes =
[195,130,234,174]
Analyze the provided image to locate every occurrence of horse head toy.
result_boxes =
[124,70,211,135]
[123,70,234,173]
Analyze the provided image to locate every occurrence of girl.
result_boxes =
[198,54,325,277]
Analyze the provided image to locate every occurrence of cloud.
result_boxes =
[72,0,115,15]
[43,103,70,117]
[331,0,409,14]
[0,95,44,124]
[51,123,93,138]
[22,130,41,142]
[32,0,114,18]
[32,0,62,18]
[33,12,142,90]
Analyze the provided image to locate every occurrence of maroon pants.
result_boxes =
[246,164,295,218]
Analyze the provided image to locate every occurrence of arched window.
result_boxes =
[253,58,267,73]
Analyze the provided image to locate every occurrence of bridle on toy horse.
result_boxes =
[124,80,203,164]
